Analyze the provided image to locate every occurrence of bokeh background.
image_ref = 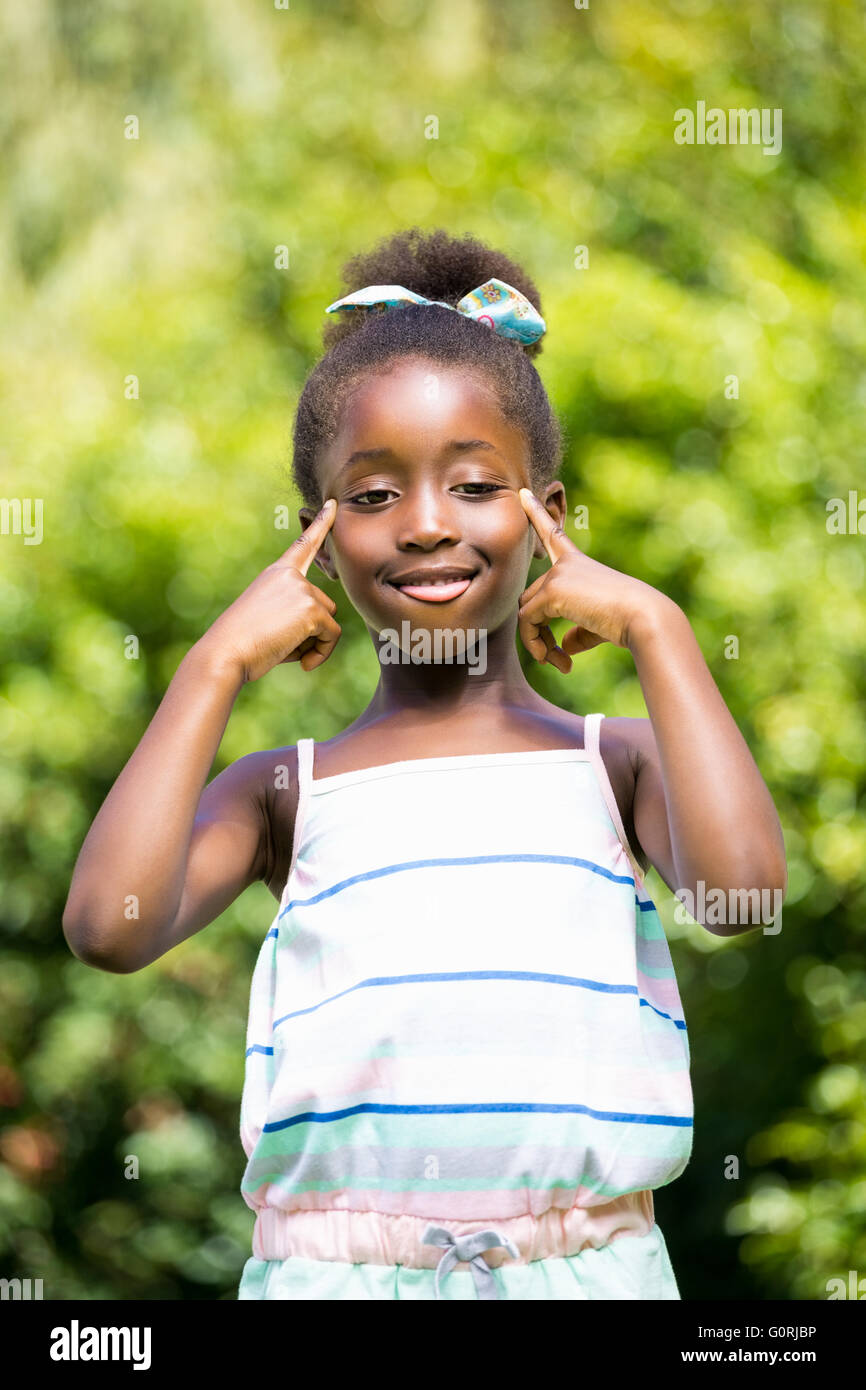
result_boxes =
[1,0,864,1301]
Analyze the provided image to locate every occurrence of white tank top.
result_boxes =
[239,713,693,1265]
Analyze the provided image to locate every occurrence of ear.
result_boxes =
[298,507,338,582]
[529,483,568,561]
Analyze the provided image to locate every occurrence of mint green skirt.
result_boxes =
[237,1223,680,1300]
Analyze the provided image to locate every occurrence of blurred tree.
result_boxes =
[0,0,863,1299]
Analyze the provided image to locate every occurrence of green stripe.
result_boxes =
[243,1172,663,1199]
[636,907,666,940]
[246,1109,691,1161]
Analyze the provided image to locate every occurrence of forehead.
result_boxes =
[330,358,526,457]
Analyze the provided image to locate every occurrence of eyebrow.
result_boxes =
[335,439,502,480]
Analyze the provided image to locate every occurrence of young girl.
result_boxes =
[64,227,787,1301]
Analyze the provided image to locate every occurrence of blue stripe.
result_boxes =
[640,999,687,1027]
[262,1100,693,1133]
[265,970,686,1032]
[245,1044,274,1058]
[277,854,636,920]
[247,990,686,1056]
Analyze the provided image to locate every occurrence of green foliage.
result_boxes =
[0,0,864,1299]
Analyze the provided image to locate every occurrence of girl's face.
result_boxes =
[300,357,566,638]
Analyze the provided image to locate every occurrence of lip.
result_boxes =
[387,567,479,585]
[387,568,480,604]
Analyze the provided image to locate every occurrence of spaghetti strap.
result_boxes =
[584,714,646,887]
[284,738,314,903]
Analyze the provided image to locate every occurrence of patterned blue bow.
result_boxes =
[325,277,546,345]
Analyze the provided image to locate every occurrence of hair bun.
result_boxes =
[323,226,546,359]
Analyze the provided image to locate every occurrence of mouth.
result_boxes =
[387,568,479,604]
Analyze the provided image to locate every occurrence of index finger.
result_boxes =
[518,488,575,565]
[281,498,337,577]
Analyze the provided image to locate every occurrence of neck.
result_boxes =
[360,618,542,723]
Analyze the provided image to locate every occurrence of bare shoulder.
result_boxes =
[260,745,301,900]
[203,745,300,901]
[597,716,657,766]
[593,716,655,874]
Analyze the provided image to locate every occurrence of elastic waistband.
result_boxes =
[252,1191,655,1267]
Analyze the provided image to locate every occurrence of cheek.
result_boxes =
[486,511,534,563]
[328,534,388,616]
[328,523,373,576]
[471,494,523,532]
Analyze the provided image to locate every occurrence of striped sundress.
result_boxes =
[237,712,693,1299]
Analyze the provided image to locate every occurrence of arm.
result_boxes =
[516,489,787,936]
[625,599,787,935]
[62,501,341,973]
[62,647,266,973]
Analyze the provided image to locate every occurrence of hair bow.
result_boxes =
[325,277,545,345]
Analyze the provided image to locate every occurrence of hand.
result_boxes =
[196,499,342,683]
[517,488,669,672]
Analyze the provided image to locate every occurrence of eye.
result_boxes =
[453,483,503,495]
[349,489,394,505]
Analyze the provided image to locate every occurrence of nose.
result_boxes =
[395,480,461,551]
